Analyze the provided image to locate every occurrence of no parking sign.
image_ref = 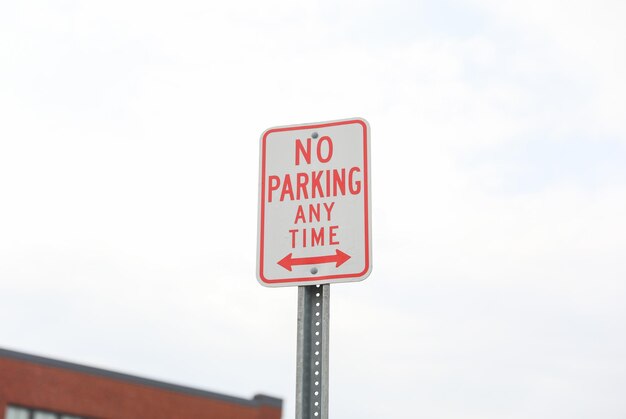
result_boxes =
[257,118,372,287]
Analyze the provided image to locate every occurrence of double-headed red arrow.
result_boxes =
[278,249,351,272]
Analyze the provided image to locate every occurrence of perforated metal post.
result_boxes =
[296,284,329,419]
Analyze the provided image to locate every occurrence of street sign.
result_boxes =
[257,118,372,287]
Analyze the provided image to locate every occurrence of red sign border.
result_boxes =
[257,118,371,286]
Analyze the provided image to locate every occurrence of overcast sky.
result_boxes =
[1,0,625,418]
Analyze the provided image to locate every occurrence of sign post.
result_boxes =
[296,284,329,419]
[257,118,372,419]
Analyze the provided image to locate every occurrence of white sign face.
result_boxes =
[257,118,372,287]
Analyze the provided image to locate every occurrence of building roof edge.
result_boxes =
[0,347,282,409]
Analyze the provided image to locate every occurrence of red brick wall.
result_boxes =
[0,357,281,419]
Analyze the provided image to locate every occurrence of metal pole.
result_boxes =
[296,284,330,419]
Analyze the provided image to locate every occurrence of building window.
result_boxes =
[6,406,29,419]
[6,406,85,419]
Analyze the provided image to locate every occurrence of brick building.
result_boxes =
[0,348,281,419]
